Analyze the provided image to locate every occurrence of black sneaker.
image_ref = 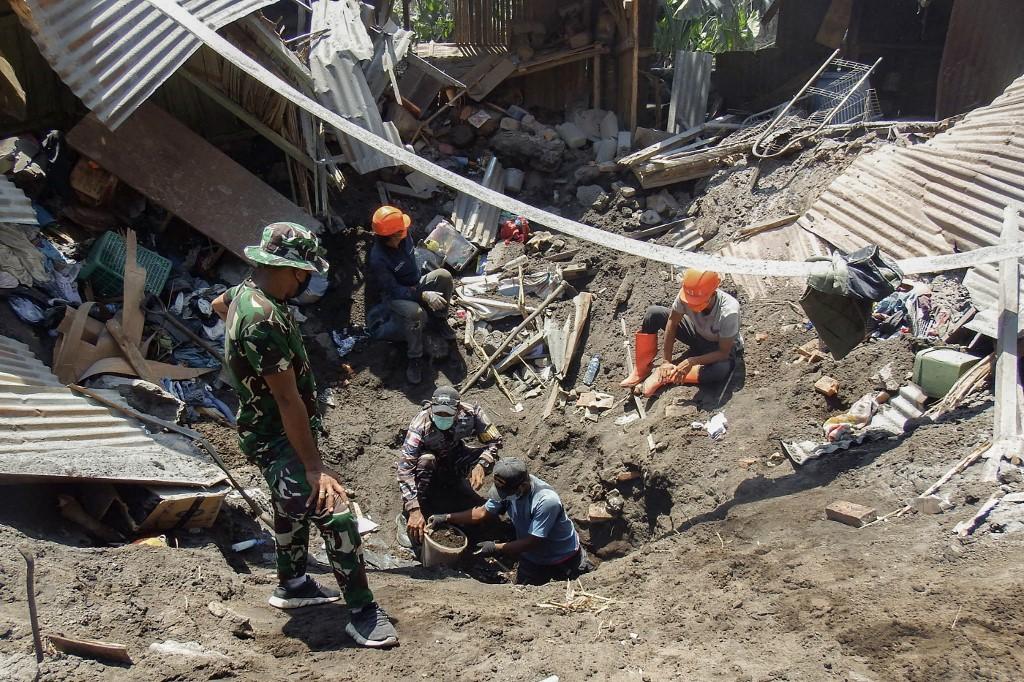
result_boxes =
[345,602,399,648]
[268,576,341,609]
[406,357,423,384]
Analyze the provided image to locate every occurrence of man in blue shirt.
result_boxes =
[429,459,592,585]
[366,205,455,384]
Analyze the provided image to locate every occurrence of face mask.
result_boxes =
[431,414,455,431]
[293,271,311,299]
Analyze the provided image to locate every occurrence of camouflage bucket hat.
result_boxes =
[244,222,329,275]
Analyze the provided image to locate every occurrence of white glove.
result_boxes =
[421,290,446,312]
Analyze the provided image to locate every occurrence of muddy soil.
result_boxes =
[429,526,468,549]
[2,137,1022,681]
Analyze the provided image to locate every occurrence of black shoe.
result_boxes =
[267,576,341,609]
[345,602,399,648]
[433,317,457,341]
[406,357,423,384]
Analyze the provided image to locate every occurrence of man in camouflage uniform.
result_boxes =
[397,386,502,548]
[213,223,398,648]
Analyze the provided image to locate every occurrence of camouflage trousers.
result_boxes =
[260,449,374,609]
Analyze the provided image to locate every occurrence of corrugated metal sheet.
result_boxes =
[309,0,398,174]
[0,175,37,224]
[667,51,712,133]
[10,0,274,130]
[452,156,504,248]
[797,73,1024,333]
[720,222,829,299]
[936,0,1024,118]
[0,334,225,486]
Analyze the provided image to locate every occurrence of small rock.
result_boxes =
[574,165,601,184]
[910,495,946,515]
[755,332,769,343]
[208,601,253,639]
[499,117,521,131]
[665,403,698,418]
[576,184,605,207]
[814,375,840,398]
[588,503,614,522]
[616,469,642,482]
[619,185,637,198]
[640,209,661,226]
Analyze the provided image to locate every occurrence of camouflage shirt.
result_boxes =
[223,280,319,459]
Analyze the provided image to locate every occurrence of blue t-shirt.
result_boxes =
[484,475,579,565]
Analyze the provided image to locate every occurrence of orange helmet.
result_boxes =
[678,269,720,311]
[372,205,412,237]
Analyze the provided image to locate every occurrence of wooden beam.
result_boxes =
[617,124,705,167]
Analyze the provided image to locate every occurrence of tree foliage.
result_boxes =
[410,0,454,43]
[655,0,770,54]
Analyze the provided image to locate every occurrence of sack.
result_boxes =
[801,246,903,360]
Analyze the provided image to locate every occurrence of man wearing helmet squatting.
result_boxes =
[212,223,398,648]
[367,205,456,384]
[621,269,742,396]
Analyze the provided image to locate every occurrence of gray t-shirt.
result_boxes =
[671,290,742,346]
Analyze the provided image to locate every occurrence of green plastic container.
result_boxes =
[913,348,981,398]
[78,231,172,298]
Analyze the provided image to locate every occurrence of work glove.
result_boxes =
[426,513,449,530]
[421,290,446,312]
[473,541,499,557]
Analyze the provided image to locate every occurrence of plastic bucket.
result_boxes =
[421,524,468,568]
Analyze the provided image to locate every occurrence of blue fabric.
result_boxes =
[484,475,579,565]
[368,235,419,303]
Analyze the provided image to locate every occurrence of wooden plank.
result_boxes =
[121,230,147,345]
[467,57,516,101]
[66,102,320,260]
[48,635,132,664]
[983,204,1024,481]
[617,124,705,167]
[734,213,801,242]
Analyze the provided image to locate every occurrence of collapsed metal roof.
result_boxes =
[796,72,1024,331]
[10,0,275,129]
[0,334,225,487]
[0,175,37,225]
[308,0,401,174]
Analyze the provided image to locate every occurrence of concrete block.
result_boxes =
[616,131,632,157]
[594,138,618,164]
[825,501,877,527]
[504,168,525,194]
[574,164,601,184]
[600,111,618,140]
[556,122,587,149]
[499,117,521,131]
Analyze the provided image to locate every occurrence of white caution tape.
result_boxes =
[144,0,1024,278]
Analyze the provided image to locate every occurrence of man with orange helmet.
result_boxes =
[620,269,741,396]
[367,205,455,384]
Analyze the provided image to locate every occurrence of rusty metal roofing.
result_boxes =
[0,175,37,225]
[720,222,829,299]
[309,0,398,174]
[796,72,1024,329]
[10,0,274,129]
[0,334,225,486]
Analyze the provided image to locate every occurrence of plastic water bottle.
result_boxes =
[583,354,601,386]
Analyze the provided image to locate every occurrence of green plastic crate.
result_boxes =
[78,231,172,298]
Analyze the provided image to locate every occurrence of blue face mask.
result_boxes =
[431,414,455,431]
